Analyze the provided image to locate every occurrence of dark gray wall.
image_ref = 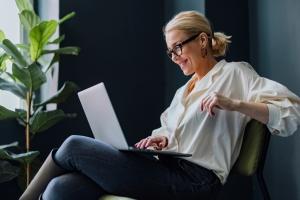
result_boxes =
[206,0,250,62]
[163,0,205,104]
[249,0,300,199]
[58,0,166,146]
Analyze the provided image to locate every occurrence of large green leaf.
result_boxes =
[12,63,30,89]
[0,148,10,160]
[28,63,47,91]
[19,10,40,32]
[0,160,19,183]
[0,30,5,43]
[0,77,26,99]
[59,12,76,24]
[16,44,30,51]
[30,109,68,134]
[0,142,18,150]
[15,109,26,126]
[0,53,9,72]
[1,72,16,82]
[0,106,18,120]
[0,148,39,165]
[45,53,59,73]
[35,81,79,107]
[15,0,34,13]
[0,142,18,160]
[12,63,46,91]
[48,35,65,44]
[9,151,39,164]
[0,39,28,68]
[29,20,58,61]
[42,47,80,56]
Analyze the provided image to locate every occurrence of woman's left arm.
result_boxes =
[200,92,269,124]
[201,62,300,136]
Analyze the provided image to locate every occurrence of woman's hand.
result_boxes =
[200,92,269,123]
[134,136,168,150]
[200,92,238,116]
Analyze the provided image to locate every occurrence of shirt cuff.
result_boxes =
[151,127,169,139]
[267,104,281,134]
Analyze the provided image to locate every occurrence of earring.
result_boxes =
[201,48,207,58]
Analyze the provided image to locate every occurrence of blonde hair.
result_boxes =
[163,11,231,57]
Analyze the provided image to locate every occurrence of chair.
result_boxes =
[99,120,271,200]
[231,119,271,200]
[99,196,134,200]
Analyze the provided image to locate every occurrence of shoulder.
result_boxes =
[224,61,259,78]
[224,61,257,73]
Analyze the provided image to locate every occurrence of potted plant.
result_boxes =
[0,0,79,187]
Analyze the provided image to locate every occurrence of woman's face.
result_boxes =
[165,30,202,76]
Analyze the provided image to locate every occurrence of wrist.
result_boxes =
[232,99,242,111]
[163,136,168,148]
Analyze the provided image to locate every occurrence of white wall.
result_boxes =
[38,0,60,110]
[0,0,21,110]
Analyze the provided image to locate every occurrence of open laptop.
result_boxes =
[77,82,192,157]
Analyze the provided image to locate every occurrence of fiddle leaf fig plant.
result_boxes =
[0,0,80,186]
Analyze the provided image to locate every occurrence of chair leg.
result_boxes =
[257,171,271,200]
[19,149,65,200]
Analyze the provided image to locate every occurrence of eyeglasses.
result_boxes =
[166,33,200,59]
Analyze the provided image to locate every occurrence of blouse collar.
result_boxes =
[179,59,227,103]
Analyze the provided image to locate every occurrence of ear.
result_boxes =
[199,32,209,48]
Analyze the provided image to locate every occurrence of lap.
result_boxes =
[54,135,220,200]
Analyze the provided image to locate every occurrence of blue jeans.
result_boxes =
[43,135,221,200]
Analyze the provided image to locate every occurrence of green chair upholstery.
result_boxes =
[99,120,271,200]
[99,195,134,200]
[232,119,271,200]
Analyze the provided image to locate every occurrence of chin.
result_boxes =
[182,70,193,76]
[180,64,193,76]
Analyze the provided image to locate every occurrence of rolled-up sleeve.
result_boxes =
[151,89,181,139]
[266,103,281,131]
[247,74,300,137]
[151,108,170,138]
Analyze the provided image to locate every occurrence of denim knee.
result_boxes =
[43,176,68,200]
[43,173,103,200]
[54,135,89,170]
[58,135,90,157]
[61,135,86,151]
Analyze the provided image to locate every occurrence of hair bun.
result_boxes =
[211,32,231,57]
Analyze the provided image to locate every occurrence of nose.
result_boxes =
[171,53,178,62]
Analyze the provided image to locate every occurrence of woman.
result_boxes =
[20,11,300,200]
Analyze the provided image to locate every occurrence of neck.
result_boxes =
[195,56,218,80]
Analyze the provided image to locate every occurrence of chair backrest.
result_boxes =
[232,119,271,176]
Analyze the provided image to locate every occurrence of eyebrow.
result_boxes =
[168,40,182,50]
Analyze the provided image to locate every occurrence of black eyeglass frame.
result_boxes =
[166,33,200,59]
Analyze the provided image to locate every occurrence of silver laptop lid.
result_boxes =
[78,82,129,149]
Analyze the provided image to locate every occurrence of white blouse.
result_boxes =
[151,59,300,184]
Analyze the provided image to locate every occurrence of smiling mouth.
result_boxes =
[178,59,188,68]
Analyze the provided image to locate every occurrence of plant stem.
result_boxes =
[26,163,30,187]
[25,89,32,187]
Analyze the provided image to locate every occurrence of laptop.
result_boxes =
[77,82,192,157]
